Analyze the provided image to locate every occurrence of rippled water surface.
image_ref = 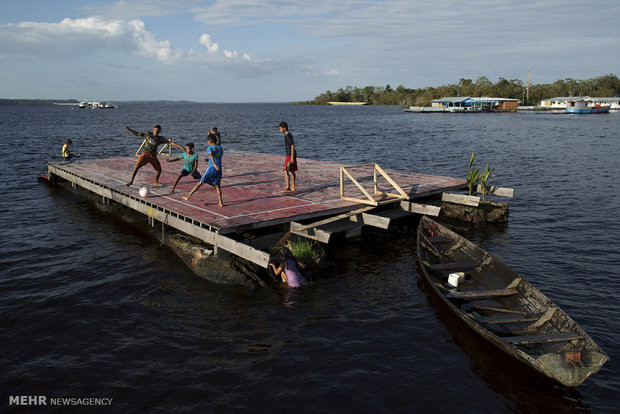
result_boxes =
[1,104,618,413]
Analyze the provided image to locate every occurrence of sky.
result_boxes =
[1,0,619,102]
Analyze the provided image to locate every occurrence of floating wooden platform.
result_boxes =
[48,150,466,268]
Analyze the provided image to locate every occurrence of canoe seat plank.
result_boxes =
[446,288,517,299]
[503,332,581,344]
[479,314,539,324]
[427,236,453,243]
[473,305,528,316]
[431,261,479,271]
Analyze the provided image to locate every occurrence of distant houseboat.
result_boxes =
[565,99,610,114]
[407,97,519,113]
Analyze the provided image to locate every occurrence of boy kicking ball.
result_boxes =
[182,134,224,207]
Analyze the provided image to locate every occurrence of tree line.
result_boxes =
[297,74,620,107]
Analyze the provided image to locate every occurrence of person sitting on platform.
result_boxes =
[182,134,224,207]
[125,124,183,187]
[61,139,80,162]
[166,142,200,195]
[269,247,307,288]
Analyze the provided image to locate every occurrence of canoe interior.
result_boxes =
[416,216,609,387]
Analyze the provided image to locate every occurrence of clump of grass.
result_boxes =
[288,238,323,268]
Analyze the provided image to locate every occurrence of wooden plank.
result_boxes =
[290,220,363,243]
[446,288,517,299]
[442,192,480,207]
[503,332,581,344]
[342,167,376,203]
[476,184,515,198]
[289,224,332,243]
[292,206,375,232]
[479,314,539,324]
[399,201,441,216]
[349,208,412,229]
[431,261,479,271]
[473,305,528,316]
[427,236,453,243]
[374,163,408,198]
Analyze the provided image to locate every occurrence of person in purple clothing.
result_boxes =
[269,248,306,288]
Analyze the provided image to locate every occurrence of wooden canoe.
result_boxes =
[416,216,609,386]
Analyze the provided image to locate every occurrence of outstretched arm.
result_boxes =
[169,140,184,150]
[166,157,181,163]
[125,126,141,136]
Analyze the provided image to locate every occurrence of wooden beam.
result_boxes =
[292,206,375,232]
[476,185,515,198]
[503,332,581,344]
[446,288,518,299]
[374,163,408,198]
[341,167,376,204]
[442,192,480,207]
[430,261,479,271]
[290,220,362,243]
[399,201,441,216]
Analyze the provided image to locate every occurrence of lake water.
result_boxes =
[1,103,618,413]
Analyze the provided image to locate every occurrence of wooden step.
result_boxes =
[431,261,479,271]
[502,332,581,344]
[479,314,539,324]
[427,236,453,243]
[446,288,517,299]
[473,305,528,316]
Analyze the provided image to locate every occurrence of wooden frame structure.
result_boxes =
[340,163,409,206]
[134,139,174,157]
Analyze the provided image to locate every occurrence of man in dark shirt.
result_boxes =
[279,121,297,192]
[125,125,183,186]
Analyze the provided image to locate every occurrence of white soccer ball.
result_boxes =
[139,186,150,197]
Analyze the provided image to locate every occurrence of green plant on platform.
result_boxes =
[289,238,323,267]
[479,162,496,202]
[467,152,481,196]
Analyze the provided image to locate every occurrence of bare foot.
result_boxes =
[219,202,224,207]
[181,195,189,200]
[125,182,132,187]
[280,188,291,193]
[169,190,174,195]
[153,182,164,186]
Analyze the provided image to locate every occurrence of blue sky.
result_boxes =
[1,0,619,102]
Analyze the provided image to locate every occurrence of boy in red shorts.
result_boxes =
[278,121,297,193]
[125,124,183,187]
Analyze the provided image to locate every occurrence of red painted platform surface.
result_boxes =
[51,150,466,233]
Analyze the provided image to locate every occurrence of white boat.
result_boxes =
[76,101,117,109]
[565,99,610,114]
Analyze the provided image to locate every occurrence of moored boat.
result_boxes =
[565,99,610,114]
[416,216,608,386]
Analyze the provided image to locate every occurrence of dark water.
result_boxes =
[1,103,618,413]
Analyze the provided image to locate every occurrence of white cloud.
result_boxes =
[0,16,252,65]
[199,34,219,53]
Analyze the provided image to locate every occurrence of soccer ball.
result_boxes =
[139,186,150,197]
